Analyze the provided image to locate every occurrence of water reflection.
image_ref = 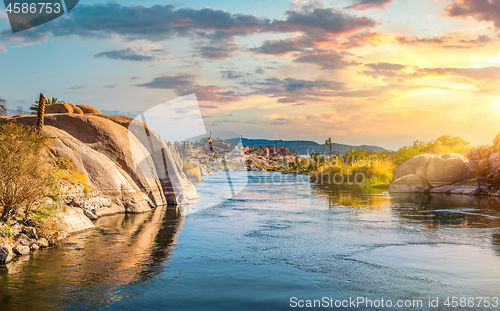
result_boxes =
[0,206,183,311]
[391,193,500,229]
[313,185,500,229]
[311,185,390,209]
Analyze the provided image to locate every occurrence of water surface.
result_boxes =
[2,172,500,310]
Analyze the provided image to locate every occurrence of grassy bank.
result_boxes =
[287,135,473,189]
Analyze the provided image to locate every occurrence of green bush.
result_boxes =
[393,135,470,166]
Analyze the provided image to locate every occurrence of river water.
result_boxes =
[2,172,500,310]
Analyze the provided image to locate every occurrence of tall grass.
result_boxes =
[312,157,394,188]
[183,162,201,181]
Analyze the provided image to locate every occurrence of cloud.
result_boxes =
[293,50,360,69]
[361,64,500,82]
[195,45,238,59]
[255,67,265,74]
[137,74,243,102]
[417,66,500,80]
[221,70,244,79]
[333,84,448,97]
[272,7,376,36]
[0,3,376,44]
[249,77,345,103]
[445,0,500,28]
[396,34,491,49]
[250,37,312,55]
[365,63,407,71]
[94,48,156,61]
[360,62,409,82]
[345,0,392,11]
[136,74,196,90]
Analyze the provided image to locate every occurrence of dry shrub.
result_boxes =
[32,204,65,240]
[0,122,57,222]
[183,161,201,181]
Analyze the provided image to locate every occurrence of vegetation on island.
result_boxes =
[287,135,472,189]
[183,161,202,181]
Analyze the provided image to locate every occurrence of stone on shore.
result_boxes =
[13,245,30,256]
[23,227,38,240]
[82,209,98,220]
[490,152,500,171]
[390,174,429,193]
[36,238,49,248]
[394,154,435,181]
[0,237,14,264]
[16,233,32,246]
[11,223,22,235]
[426,153,474,187]
[428,178,484,195]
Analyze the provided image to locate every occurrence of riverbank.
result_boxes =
[0,103,199,264]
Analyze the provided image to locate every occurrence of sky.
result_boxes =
[1,0,500,150]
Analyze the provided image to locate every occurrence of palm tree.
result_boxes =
[0,97,5,111]
[35,93,45,134]
[30,97,62,114]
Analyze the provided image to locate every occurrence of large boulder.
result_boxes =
[7,113,197,206]
[46,126,155,212]
[429,178,484,195]
[0,236,13,264]
[390,174,429,193]
[479,146,490,159]
[45,103,84,114]
[56,207,95,238]
[77,105,101,114]
[395,154,435,182]
[426,153,475,187]
[490,152,500,171]
[13,245,30,256]
[96,114,199,204]
[494,132,500,145]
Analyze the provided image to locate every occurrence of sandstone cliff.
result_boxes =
[1,111,198,215]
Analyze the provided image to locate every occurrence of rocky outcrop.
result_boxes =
[7,113,198,208]
[390,174,429,193]
[77,105,101,114]
[57,207,96,237]
[394,154,435,181]
[45,103,83,114]
[0,105,199,263]
[426,153,475,187]
[391,132,500,195]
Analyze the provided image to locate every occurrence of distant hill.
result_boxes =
[226,138,387,155]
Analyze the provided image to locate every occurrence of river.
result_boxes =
[2,172,500,310]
